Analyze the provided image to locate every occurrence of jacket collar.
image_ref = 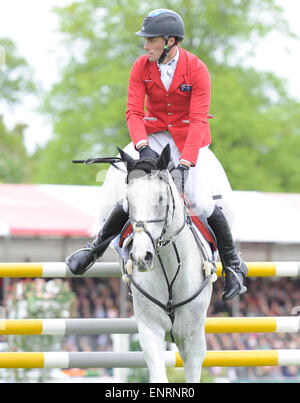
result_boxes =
[168,47,188,93]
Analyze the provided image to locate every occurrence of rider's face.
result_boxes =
[143,37,165,62]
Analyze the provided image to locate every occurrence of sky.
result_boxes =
[0,0,300,154]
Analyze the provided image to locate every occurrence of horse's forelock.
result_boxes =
[131,158,159,173]
[127,158,162,182]
[127,159,169,207]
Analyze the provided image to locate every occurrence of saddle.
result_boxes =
[119,203,217,253]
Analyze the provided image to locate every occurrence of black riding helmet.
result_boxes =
[135,9,185,64]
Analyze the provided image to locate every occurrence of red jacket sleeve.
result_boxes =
[126,59,148,147]
[180,58,211,165]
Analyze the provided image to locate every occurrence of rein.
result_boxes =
[72,156,127,173]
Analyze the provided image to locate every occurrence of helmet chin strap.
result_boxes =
[158,37,178,64]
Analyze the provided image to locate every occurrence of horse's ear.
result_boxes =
[117,147,136,172]
[158,144,171,170]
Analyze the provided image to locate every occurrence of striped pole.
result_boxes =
[0,262,120,278]
[0,350,299,368]
[0,318,137,335]
[205,316,300,334]
[1,317,299,336]
[0,261,299,278]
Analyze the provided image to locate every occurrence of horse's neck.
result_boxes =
[162,185,203,278]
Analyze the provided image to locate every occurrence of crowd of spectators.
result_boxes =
[1,274,299,381]
[206,277,300,380]
[61,275,300,381]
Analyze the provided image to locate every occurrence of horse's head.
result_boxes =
[118,145,172,272]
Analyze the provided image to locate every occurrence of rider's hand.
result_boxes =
[138,144,159,159]
[170,163,190,194]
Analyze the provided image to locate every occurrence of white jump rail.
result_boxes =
[1,317,299,335]
[0,350,300,368]
[0,261,300,278]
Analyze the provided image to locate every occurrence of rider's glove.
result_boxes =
[170,163,190,194]
[138,145,159,159]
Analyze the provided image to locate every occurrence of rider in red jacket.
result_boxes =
[67,9,248,302]
[126,46,211,165]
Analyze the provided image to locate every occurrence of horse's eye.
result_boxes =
[159,195,163,204]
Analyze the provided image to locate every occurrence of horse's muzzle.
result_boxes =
[130,250,154,272]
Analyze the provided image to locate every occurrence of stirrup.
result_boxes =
[221,266,247,295]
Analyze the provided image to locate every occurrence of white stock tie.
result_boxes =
[157,48,179,91]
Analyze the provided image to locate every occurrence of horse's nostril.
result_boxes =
[145,251,153,263]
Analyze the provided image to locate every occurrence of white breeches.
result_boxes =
[95,131,234,233]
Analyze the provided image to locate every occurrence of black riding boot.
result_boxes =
[207,205,248,301]
[66,201,129,275]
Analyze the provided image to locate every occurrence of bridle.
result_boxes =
[123,169,214,341]
[129,171,185,252]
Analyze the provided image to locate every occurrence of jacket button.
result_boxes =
[168,124,172,128]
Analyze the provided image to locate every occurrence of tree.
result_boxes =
[0,38,36,183]
[0,118,32,183]
[36,0,300,192]
[0,38,36,105]
[209,66,300,191]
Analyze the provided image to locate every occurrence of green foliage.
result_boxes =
[210,66,300,191]
[0,117,32,183]
[0,38,36,105]
[33,0,300,192]
[0,38,36,183]
[166,367,215,382]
